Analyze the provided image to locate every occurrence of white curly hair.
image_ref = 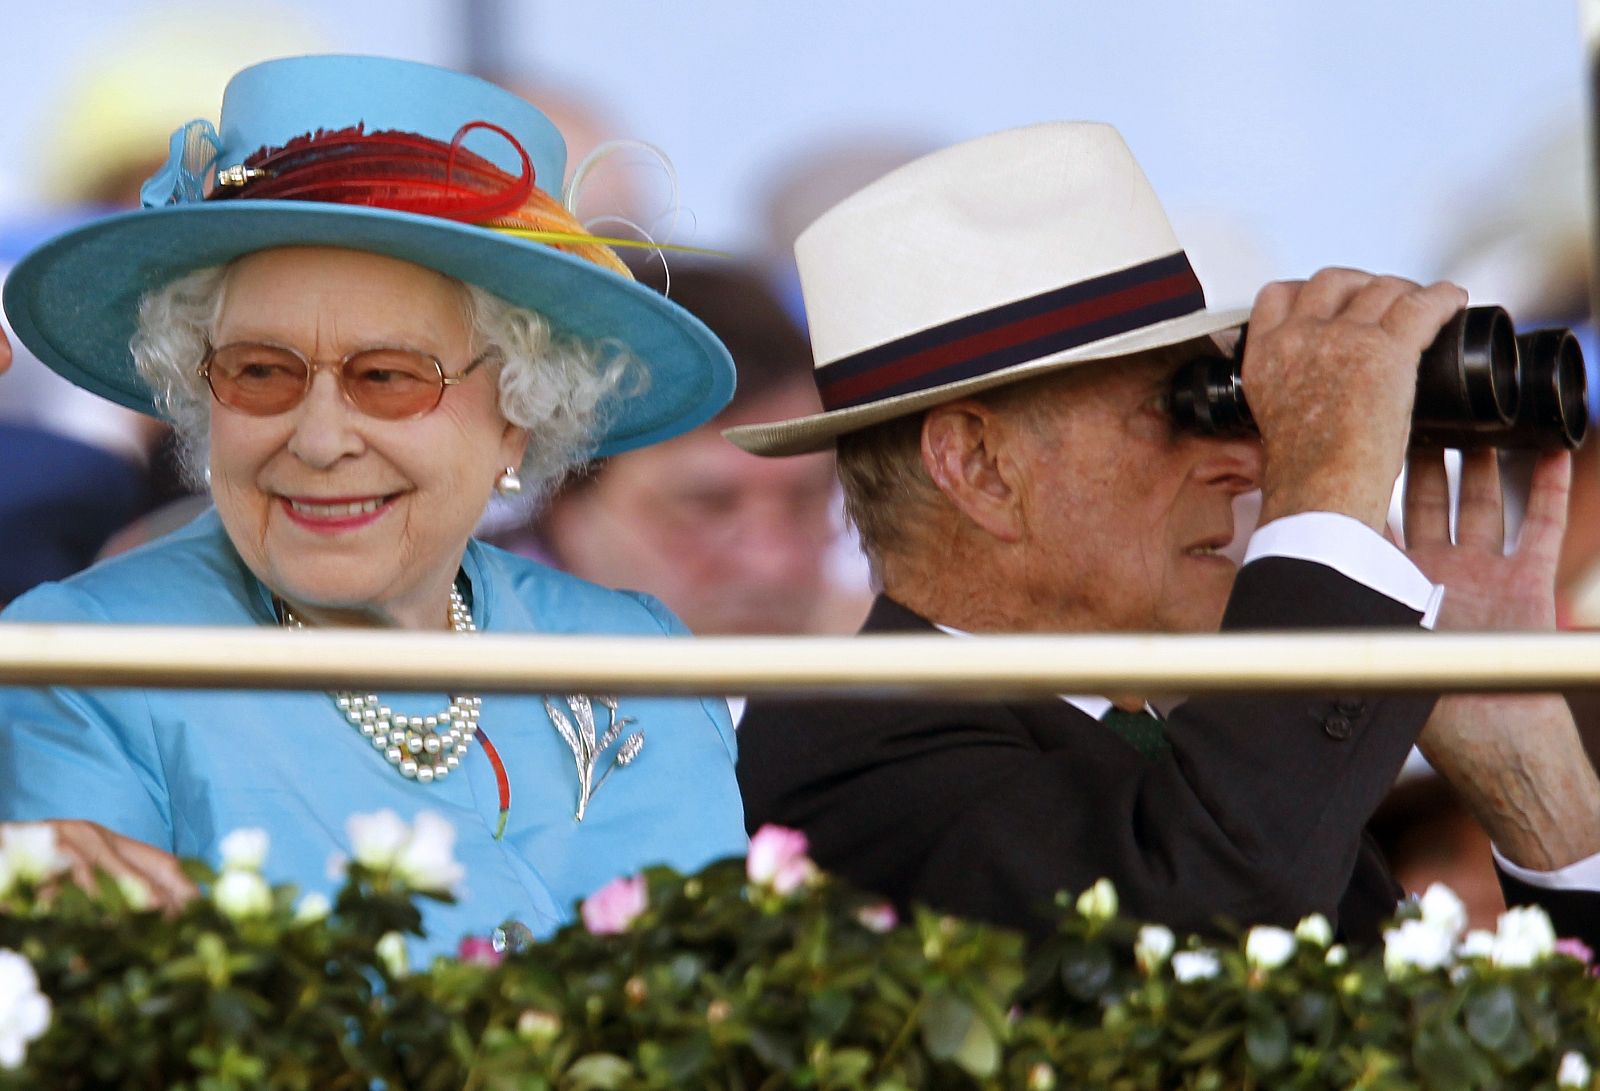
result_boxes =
[130,262,644,506]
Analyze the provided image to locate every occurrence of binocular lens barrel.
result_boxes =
[1168,305,1586,451]
[1510,329,1589,450]
[1412,306,1518,436]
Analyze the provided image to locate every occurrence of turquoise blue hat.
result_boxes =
[0,54,734,457]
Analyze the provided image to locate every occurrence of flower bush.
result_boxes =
[0,817,1598,1089]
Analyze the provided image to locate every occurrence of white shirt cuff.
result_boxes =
[1244,512,1444,628]
[1493,844,1600,893]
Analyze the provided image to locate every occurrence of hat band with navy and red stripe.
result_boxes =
[815,250,1207,411]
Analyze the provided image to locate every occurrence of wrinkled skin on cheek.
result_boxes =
[1006,358,1260,635]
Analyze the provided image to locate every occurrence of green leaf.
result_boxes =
[1245,1011,1290,1073]
[920,991,999,1077]
[748,1027,802,1071]
[565,1053,635,1090]
[1413,1022,1495,1091]
[807,989,853,1040]
[1463,985,1517,1052]
[1176,1025,1242,1065]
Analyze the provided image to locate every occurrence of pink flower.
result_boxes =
[581,875,648,935]
[1555,937,1595,965]
[746,825,817,894]
[457,935,503,967]
[855,902,899,933]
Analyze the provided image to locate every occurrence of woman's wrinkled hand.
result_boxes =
[47,819,196,911]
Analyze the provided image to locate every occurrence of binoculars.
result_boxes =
[1168,306,1589,450]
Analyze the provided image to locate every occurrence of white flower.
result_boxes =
[1171,949,1221,983]
[1418,883,1468,939]
[1075,878,1118,922]
[1558,1050,1592,1089]
[1294,913,1333,948]
[0,824,69,888]
[393,812,465,894]
[294,892,331,923]
[213,869,272,919]
[376,931,409,977]
[1491,905,1556,968]
[346,810,411,870]
[1458,929,1496,959]
[1245,925,1296,971]
[218,828,269,872]
[1383,919,1454,977]
[0,949,50,1069]
[1324,944,1348,966]
[1134,925,1175,975]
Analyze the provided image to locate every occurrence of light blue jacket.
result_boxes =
[0,510,747,957]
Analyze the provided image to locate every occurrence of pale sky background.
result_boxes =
[0,0,1592,309]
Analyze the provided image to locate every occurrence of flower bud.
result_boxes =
[1418,883,1468,939]
[1026,1062,1058,1090]
[294,892,331,923]
[1294,913,1332,948]
[1075,878,1118,922]
[1135,924,1175,975]
[746,825,817,894]
[581,875,648,935]
[213,870,272,920]
[376,932,409,978]
[218,828,269,872]
[1171,949,1220,983]
[516,1009,562,1045]
[1558,1051,1592,1090]
[1245,925,1296,971]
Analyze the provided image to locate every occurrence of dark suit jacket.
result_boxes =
[740,557,1599,948]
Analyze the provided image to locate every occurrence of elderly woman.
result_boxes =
[0,55,745,953]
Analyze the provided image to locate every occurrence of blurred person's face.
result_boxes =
[206,247,526,629]
[543,383,840,634]
[0,324,11,373]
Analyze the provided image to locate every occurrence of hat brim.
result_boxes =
[723,306,1250,456]
[1,202,734,458]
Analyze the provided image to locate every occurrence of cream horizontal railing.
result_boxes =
[0,624,1598,695]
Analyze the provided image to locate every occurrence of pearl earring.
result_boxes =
[495,467,522,496]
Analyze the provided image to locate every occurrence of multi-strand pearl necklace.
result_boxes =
[279,588,481,784]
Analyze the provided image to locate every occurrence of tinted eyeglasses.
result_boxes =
[198,342,495,420]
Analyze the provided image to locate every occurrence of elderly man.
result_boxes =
[729,122,1600,945]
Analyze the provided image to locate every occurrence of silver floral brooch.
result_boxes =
[542,695,644,821]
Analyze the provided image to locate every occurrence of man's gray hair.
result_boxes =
[834,411,943,580]
[130,264,642,505]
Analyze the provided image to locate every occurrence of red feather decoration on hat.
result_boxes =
[211,121,631,277]
[219,121,534,222]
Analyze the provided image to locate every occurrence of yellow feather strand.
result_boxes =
[481,225,727,258]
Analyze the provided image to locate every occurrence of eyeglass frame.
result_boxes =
[196,340,498,420]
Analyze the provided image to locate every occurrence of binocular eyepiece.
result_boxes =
[1168,306,1589,450]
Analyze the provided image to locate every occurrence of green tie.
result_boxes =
[1099,707,1170,760]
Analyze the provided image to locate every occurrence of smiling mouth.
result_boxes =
[286,496,391,518]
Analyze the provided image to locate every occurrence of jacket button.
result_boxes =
[1323,714,1353,740]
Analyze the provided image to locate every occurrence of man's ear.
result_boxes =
[920,400,1027,543]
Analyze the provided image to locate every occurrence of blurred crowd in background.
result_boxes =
[5,0,1600,935]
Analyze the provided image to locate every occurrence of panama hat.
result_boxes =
[724,122,1249,456]
[2,54,733,457]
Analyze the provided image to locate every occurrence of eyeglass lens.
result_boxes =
[206,343,446,419]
